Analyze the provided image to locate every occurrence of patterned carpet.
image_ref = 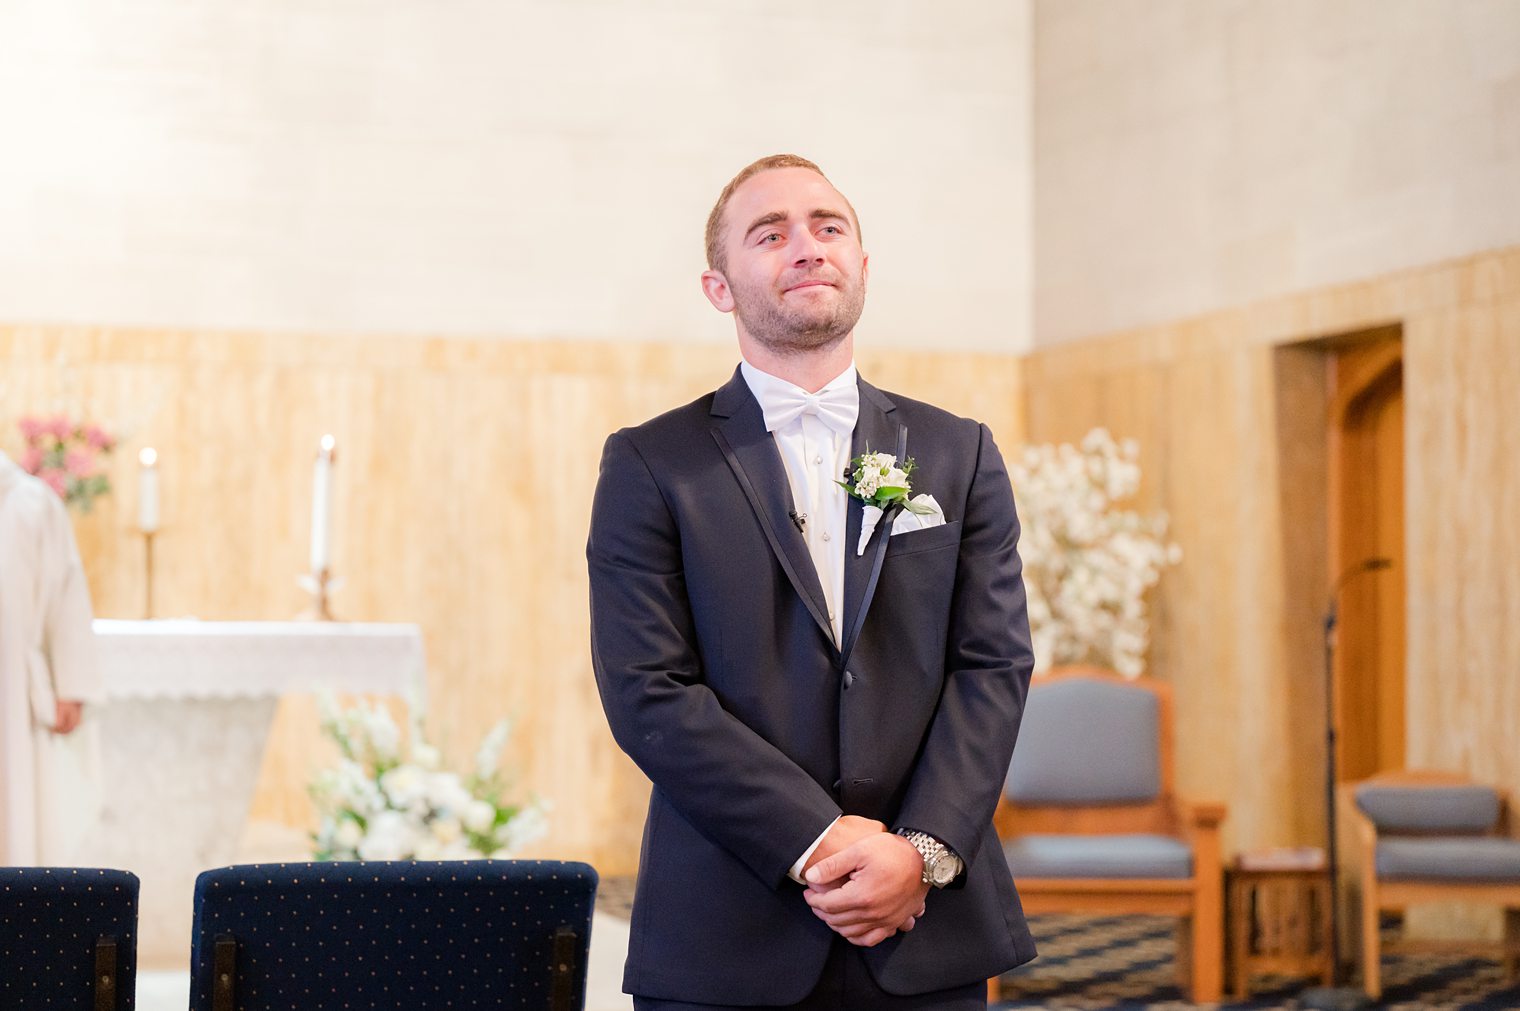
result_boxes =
[597,882,1520,1009]
[993,914,1520,1010]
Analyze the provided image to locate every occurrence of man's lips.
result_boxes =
[784,280,835,293]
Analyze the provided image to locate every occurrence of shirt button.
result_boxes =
[828,611,835,622]
[822,532,831,542]
[814,455,822,465]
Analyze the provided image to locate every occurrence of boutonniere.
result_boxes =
[839,451,941,555]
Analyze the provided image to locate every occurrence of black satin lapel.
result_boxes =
[712,408,835,648]
[839,397,904,665]
[840,500,899,675]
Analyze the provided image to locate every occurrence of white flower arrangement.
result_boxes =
[1010,428,1181,679]
[310,697,548,862]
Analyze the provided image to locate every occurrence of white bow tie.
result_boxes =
[758,382,859,437]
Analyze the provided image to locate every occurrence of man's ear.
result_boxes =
[860,252,869,294]
[701,269,735,313]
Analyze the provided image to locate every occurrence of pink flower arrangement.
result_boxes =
[15,414,116,512]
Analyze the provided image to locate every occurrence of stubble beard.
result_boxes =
[731,274,866,358]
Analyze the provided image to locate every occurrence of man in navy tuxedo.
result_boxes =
[589,154,1036,1009]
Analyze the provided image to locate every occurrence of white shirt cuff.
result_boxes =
[788,816,841,884]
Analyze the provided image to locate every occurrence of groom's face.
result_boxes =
[702,167,868,355]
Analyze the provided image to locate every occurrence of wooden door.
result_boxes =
[1328,337,1406,781]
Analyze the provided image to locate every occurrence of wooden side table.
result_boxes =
[1227,861,1334,997]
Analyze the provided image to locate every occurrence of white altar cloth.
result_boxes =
[94,619,426,700]
[79,619,426,967]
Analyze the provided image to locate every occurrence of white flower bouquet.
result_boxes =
[1010,428,1181,679]
[309,698,548,861]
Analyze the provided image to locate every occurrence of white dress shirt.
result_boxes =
[738,360,858,882]
[739,360,856,646]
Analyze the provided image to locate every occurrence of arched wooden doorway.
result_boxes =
[1328,333,1405,782]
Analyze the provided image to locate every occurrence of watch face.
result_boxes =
[929,858,956,886]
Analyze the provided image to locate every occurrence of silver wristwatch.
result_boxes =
[896,829,963,888]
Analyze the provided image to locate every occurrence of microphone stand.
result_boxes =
[1301,557,1391,1011]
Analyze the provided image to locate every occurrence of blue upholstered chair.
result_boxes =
[188,859,598,1011]
[1351,771,1520,999]
[991,667,1226,1002]
[0,866,139,1009]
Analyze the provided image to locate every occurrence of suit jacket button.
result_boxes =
[831,779,842,793]
[843,670,855,689]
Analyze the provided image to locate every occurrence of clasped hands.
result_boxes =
[800,815,931,948]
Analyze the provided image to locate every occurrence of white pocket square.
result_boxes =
[857,494,946,555]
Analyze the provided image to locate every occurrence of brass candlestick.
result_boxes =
[142,530,156,619]
[297,568,341,621]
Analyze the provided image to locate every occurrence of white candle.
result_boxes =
[138,447,160,533]
[310,435,336,572]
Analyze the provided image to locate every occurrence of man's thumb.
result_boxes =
[806,850,852,884]
[805,857,833,885]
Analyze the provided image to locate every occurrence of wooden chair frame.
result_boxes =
[990,666,1226,1003]
[1347,769,1520,1000]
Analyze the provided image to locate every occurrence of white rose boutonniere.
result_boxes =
[839,450,940,555]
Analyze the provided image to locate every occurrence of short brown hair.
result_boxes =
[704,154,861,273]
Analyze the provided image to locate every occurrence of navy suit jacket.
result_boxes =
[588,367,1037,1003]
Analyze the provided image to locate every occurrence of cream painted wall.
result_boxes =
[0,1,1034,353]
[1033,0,1520,344]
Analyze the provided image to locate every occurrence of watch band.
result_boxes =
[895,828,963,887]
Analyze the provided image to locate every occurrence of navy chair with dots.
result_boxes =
[188,860,598,1011]
[0,866,140,1010]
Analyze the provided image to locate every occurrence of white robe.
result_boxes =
[0,451,103,864]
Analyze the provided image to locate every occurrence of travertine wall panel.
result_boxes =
[1,325,1025,875]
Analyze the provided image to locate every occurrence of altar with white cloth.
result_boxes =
[78,619,425,967]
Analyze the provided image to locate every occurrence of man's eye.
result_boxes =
[821,225,841,235]
[760,233,782,244]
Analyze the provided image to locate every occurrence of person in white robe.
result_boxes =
[0,449,103,864]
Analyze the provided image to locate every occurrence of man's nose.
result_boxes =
[791,231,825,266]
